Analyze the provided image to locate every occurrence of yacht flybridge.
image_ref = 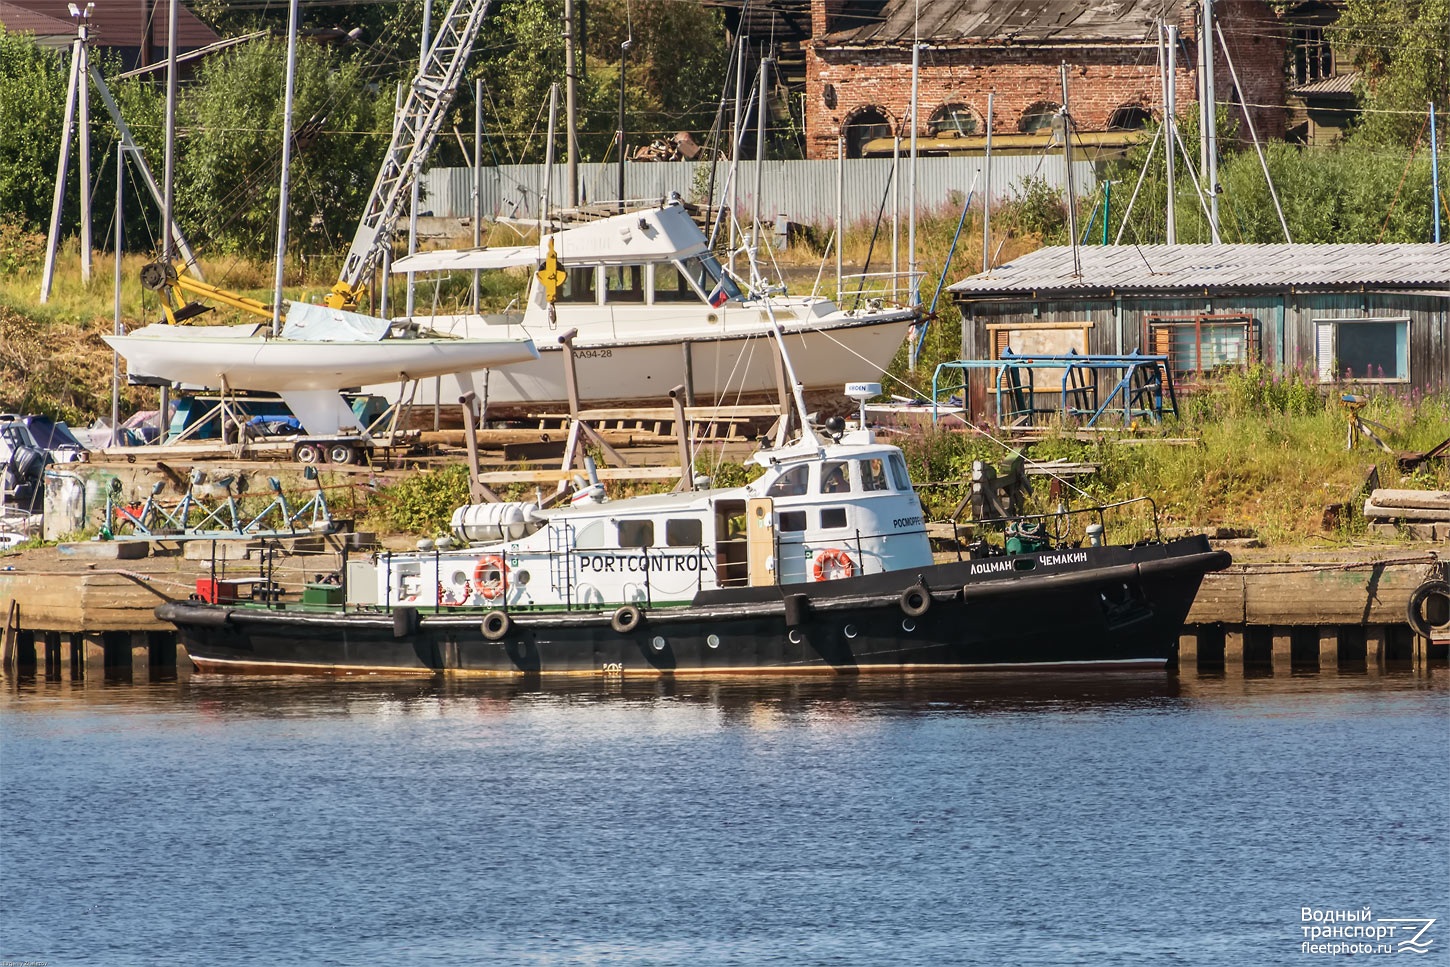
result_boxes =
[385,197,921,411]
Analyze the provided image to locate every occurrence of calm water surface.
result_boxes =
[2,668,1447,966]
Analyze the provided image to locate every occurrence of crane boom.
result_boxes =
[327,0,494,309]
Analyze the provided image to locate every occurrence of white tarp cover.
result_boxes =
[391,245,540,274]
[280,301,392,342]
[126,323,264,338]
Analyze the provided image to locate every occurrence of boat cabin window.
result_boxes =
[860,458,890,492]
[821,507,847,529]
[652,263,698,303]
[778,510,806,532]
[604,265,645,304]
[558,266,598,303]
[820,461,851,494]
[573,519,609,549]
[683,253,742,304]
[765,465,809,498]
[665,518,703,546]
[617,519,654,547]
[888,453,911,491]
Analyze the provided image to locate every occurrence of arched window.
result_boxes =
[1108,105,1153,130]
[843,106,893,158]
[1019,101,1060,134]
[927,102,979,137]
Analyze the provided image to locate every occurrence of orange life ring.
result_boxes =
[812,548,856,582]
[473,554,508,600]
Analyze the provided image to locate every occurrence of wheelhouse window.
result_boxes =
[887,453,911,491]
[617,519,654,547]
[682,253,741,305]
[778,510,807,532]
[766,465,809,498]
[819,461,851,494]
[859,458,889,492]
[665,518,703,546]
[652,263,698,303]
[558,266,597,303]
[820,507,847,529]
[604,265,645,303]
[573,519,608,549]
[1315,318,1409,382]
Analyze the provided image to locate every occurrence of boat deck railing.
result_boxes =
[949,495,1164,554]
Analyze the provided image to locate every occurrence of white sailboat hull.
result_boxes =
[103,331,539,393]
[382,305,916,410]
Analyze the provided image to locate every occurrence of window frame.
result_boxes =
[1314,317,1410,384]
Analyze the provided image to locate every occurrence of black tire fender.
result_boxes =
[1406,580,1450,638]
[611,604,642,634]
[480,609,511,641]
[899,583,932,618]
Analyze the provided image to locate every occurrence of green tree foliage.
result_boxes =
[1102,117,1439,244]
[1337,0,1450,145]
[471,0,729,163]
[0,28,71,230]
[173,37,388,259]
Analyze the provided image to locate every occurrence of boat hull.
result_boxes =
[381,310,916,412]
[159,542,1230,677]
[103,333,539,392]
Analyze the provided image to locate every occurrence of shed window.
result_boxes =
[1148,315,1258,375]
[665,518,702,547]
[1020,102,1060,134]
[1293,26,1333,86]
[617,520,654,547]
[1315,318,1409,382]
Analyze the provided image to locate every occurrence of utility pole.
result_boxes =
[406,0,434,319]
[1060,63,1080,277]
[1202,0,1221,242]
[616,32,631,211]
[907,40,920,303]
[1165,23,1178,245]
[563,0,579,207]
[982,92,993,273]
[162,0,178,261]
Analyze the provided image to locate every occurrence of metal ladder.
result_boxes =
[547,522,576,608]
[335,0,494,296]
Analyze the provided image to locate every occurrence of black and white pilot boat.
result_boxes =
[158,323,1230,677]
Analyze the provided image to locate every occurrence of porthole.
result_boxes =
[706,634,721,649]
[788,629,803,644]
[901,619,916,633]
[651,636,667,651]
[844,624,858,639]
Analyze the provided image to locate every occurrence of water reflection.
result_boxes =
[4,665,1444,725]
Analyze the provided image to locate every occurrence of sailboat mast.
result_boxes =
[270,0,302,335]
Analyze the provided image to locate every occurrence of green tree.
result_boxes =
[172,36,388,259]
[1338,0,1450,145]
[0,28,70,230]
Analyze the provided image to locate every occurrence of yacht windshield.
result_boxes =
[683,254,743,304]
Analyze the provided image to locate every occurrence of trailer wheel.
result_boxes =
[293,442,322,464]
[328,443,356,465]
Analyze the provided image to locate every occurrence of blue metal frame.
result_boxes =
[930,349,1178,427]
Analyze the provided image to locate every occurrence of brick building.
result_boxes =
[804,0,1285,158]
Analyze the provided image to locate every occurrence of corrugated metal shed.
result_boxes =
[949,244,1450,296]
[822,0,1183,47]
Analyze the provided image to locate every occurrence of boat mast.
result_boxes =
[1201,0,1220,242]
[1164,23,1177,245]
[563,0,580,208]
[405,0,434,321]
[270,0,302,335]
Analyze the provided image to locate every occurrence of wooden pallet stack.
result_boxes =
[1363,489,1450,541]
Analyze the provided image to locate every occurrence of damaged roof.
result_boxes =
[821,0,1185,47]
[948,244,1450,297]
